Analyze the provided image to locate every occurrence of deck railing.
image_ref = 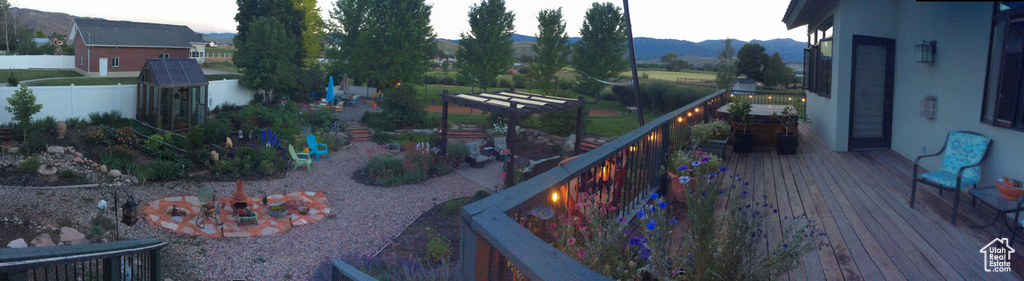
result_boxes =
[0,239,166,281]
[458,89,739,280]
[727,90,807,118]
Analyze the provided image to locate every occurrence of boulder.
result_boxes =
[99,165,108,173]
[72,151,83,158]
[563,134,576,152]
[47,146,65,154]
[6,238,27,248]
[108,170,123,177]
[59,227,86,242]
[30,234,55,247]
[37,164,57,176]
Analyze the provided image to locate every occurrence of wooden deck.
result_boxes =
[704,124,1023,281]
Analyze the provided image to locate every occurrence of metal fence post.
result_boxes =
[149,248,161,281]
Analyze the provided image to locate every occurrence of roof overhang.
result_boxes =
[83,44,194,49]
[782,0,837,30]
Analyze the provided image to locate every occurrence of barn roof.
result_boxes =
[139,59,208,87]
[70,19,204,49]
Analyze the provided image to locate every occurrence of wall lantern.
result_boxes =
[915,41,936,63]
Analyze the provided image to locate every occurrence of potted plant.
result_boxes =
[728,99,754,153]
[663,148,723,203]
[997,177,1023,200]
[690,120,732,158]
[771,105,802,155]
[268,202,288,218]
[298,205,310,215]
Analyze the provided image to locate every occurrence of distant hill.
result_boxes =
[439,34,806,63]
[9,8,75,36]
[202,33,236,45]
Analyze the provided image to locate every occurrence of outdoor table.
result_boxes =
[968,186,1024,236]
[716,103,798,146]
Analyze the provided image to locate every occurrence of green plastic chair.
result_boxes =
[288,144,312,172]
[306,134,329,161]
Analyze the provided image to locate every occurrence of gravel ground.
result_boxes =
[0,141,488,280]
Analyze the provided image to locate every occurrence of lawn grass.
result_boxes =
[25,74,243,86]
[631,69,717,81]
[1,69,82,81]
[585,110,663,137]
[201,61,240,74]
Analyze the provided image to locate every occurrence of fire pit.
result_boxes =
[231,180,257,225]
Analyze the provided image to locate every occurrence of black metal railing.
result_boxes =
[0,239,166,281]
[458,89,736,280]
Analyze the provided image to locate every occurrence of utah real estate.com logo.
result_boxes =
[981,238,1014,273]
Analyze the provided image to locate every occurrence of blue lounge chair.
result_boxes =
[306,134,329,161]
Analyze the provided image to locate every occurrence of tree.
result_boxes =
[0,0,10,53]
[455,0,515,91]
[572,2,628,97]
[715,38,737,89]
[736,43,767,82]
[762,52,792,88]
[32,30,45,38]
[235,0,305,66]
[294,0,325,66]
[329,0,436,91]
[233,17,298,103]
[531,8,570,94]
[660,53,692,72]
[5,84,42,127]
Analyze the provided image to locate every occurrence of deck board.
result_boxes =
[685,124,1023,280]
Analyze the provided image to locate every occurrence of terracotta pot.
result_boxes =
[666,171,693,203]
[997,180,1024,200]
[303,147,310,153]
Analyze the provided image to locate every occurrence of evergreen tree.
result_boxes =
[715,38,738,89]
[572,2,628,97]
[531,8,570,94]
[233,17,299,103]
[294,0,325,66]
[455,0,515,91]
[762,52,793,88]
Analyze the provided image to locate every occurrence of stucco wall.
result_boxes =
[892,1,1023,183]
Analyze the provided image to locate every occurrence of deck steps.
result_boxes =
[447,131,487,139]
[346,122,372,142]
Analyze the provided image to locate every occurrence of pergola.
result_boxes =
[438,90,591,187]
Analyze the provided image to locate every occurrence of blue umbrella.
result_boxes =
[326,76,335,102]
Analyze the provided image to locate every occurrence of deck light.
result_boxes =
[695,108,700,112]
[677,117,683,123]
[916,41,936,63]
[551,191,559,203]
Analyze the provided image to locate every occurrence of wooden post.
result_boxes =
[441,90,449,155]
[575,96,584,156]
[505,103,517,187]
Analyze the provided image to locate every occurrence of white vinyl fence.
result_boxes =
[0,55,76,69]
[0,79,254,124]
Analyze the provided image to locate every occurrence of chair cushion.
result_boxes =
[938,132,989,185]
[919,170,979,189]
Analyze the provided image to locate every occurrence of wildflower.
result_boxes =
[669,218,678,226]
[567,237,576,245]
[741,190,748,195]
[647,220,657,230]
[783,244,789,248]
[692,160,701,167]
[702,157,709,161]
[773,209,778,213]
[578,250,585,259]
[638,210,645,219]
[650,193,659,199]
[678,165,686,171]
[659,202,667,209]
[744,182,749,186]
[679,176,691,184]
[720,167,728,172]
[709,172,717,178]
[579,226,587,232]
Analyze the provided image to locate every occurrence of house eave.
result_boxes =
[82,44,194,49]
[782,0,836,30]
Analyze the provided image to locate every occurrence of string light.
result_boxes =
[551,192,559,203]
[677,117,683,123]
[695,108,700,112]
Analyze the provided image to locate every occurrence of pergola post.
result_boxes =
[441,90,449,155]
[575,96,584,156]
[505,102,518,187]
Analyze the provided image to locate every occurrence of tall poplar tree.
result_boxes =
[572,2,628,97]
[531,8,570,94]
[455,0,515,91]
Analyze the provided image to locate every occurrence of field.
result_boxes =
[1,69,82,82]
[630,69,717,81]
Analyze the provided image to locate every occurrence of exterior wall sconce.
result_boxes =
[916,41,936,63]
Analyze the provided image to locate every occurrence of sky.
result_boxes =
[14,0,806,42]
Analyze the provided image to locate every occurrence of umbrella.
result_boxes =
[326,76,335,102]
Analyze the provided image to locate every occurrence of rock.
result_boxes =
[159,221,179,231]
[37,165,57,176]
[73,157,84,163]
[210,150,219,163]
[47,145,65,154]
[73,151,83,158]
[6,238,27,248]
[261,227,280,236]
[30,234,55,247]
[108,170,123,177]
[55,121,67,139]
[563,134,576,152]
[223,231,250,238]
[5,146,17,153]
[99,165,108,173]
[59,227,86,242]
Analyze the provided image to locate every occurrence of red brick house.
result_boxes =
[67,19,206,77]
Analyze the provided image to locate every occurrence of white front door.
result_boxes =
[98,58,108,76]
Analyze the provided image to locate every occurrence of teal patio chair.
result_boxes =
[306,134,329,161]
[910,131,992,225]
[288,144,312,172]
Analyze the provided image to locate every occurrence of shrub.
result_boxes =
[88,110,125,127]
[379,84,427,129]
[362,111,395,132]
[611,81,716,111]
[321,255,455,281]
[150,160,182,181]
[19,130,47,155]
[34,116,57,135]
[424,236,451,264]
[20,157,42,172]
[86,224,105,240]
[100,149,133,171]
[370,131,392,144]
[6,73,17,86]
[64,117,89,129]
[58,170,86,181]
[185,119,231,150]
[445,141,469,161]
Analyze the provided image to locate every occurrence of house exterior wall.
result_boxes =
[73,35,190,77]
[802,0,1024,183]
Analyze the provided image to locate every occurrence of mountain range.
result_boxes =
[12,7,805,63]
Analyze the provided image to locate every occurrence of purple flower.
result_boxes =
[773,209,778,213]
[783,244,789,248]
[679,176,691,184]
[647,220,657,230]
[650,193,659,199]
[692,161,702,167]
[669,218,678,226]
[741,190,748,195]
[720,167,728,172]
[638,210,645,219]
[659,202,667,209]
[744,182,749,186]
[678,165,685,171]
[702,157,709,162]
